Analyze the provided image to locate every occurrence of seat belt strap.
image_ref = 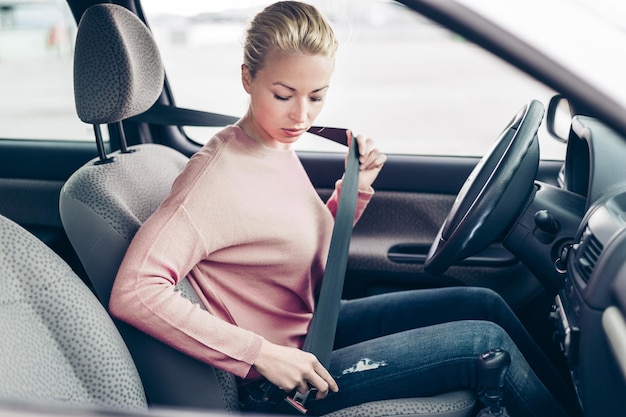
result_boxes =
[276,126,360,414]
[301,126,359,367]
[129,103,240,126]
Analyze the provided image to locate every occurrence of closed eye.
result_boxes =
[274,94,289,101]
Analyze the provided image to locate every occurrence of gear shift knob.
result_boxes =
[477,349,511,416]
[478,348,511,388]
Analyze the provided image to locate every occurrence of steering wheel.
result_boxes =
[424,100,544,275]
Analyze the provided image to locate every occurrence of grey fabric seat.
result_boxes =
[60,3,239,412]
[0,215,147,411]
[59,4,476,416]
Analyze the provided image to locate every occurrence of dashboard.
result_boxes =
[550,116,626,417]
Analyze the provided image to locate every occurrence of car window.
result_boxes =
[0,0,99,141]
[146,0,564,159]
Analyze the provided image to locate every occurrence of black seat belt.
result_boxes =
[301,126,359,367]
[131,105,361,414]
[280,126,360,414]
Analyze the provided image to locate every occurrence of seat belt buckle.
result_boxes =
[283,387,317,414]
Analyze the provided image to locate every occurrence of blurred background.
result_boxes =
[0,0,564,158]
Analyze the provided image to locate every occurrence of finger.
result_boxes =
[362,139,382,164]
[361,150,386,171]
[372,152,387,169]
[312,363,339,395]
[306,374,329,399]
[315,387,329,400]
[326,374,339,393]
[360,146,378,166]
[296,380,310,394]
[355,135,370,158]
[344,130,353,168]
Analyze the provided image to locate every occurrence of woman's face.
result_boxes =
[241,50,335,149]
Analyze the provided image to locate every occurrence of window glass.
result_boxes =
[0,0,98,141]
[144,0,565,159]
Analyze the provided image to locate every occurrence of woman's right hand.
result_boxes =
[252,339,339,400]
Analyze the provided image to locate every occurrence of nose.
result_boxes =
[290,98,307,123]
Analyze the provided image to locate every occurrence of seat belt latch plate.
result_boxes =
[284,388,317,414]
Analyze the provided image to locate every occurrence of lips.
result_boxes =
[283,128,306,138]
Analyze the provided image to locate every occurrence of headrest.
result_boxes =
[73,4,164,124]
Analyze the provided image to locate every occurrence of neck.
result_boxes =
[236,114,292,151]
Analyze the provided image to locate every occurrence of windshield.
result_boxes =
[456,0,626,110]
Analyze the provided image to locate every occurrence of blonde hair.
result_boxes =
[243,1,338,78]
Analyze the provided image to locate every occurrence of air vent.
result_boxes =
[576,230,603,283]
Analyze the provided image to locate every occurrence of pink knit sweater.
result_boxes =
[109,126,372,381]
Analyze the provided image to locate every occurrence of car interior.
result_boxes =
[1,0,626,417]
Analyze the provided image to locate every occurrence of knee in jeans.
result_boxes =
[469,287,508,309]
[471,320,511,348]
[469,286,501,300]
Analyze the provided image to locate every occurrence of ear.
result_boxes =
[241,64,252,94]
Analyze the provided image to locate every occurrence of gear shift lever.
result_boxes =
[476,348,511,417]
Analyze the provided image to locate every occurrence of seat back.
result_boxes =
[0,215,147,410]
[59,3,238,412]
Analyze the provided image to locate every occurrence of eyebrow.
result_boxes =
[273,82,329,94]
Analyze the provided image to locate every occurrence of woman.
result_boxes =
[110,2,579,416]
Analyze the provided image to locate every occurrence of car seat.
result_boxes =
[0,214,147,411]
[59,3,476,416]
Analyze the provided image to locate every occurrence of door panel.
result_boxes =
[0,139,98,181]
[0,139,99,282]
[303,151,563,311]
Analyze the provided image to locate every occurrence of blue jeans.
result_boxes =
[305,287,579,417]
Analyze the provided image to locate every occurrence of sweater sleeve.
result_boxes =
[109,204,264,378]
[326,179,374,223]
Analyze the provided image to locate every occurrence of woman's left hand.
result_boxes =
[349,131,387,191]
